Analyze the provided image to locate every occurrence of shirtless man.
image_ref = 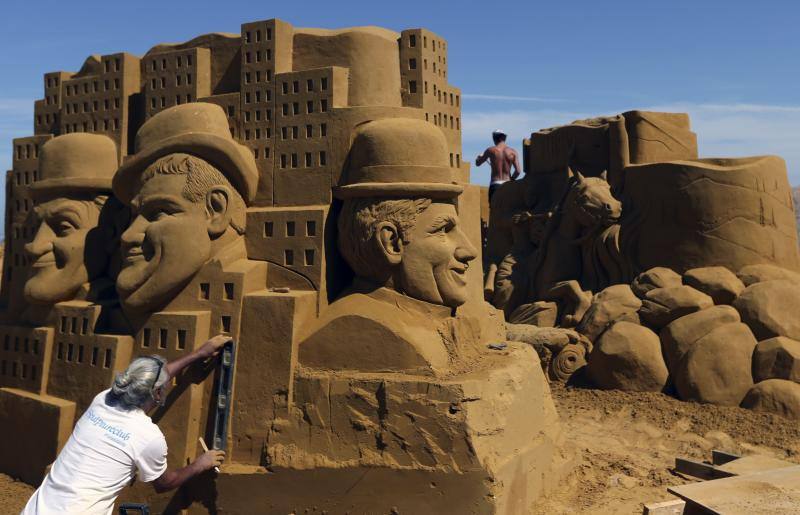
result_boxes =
[475,129,522,202]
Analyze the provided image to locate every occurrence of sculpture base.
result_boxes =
[253,342,572,514]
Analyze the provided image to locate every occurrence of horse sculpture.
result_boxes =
[500,169,628,326]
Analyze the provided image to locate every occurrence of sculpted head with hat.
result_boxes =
[113,103,258,315]
[337,118,477,308]
[24,133,120,305]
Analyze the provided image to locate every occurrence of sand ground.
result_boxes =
[2,383,797,514]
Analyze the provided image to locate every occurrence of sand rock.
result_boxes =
[631,267,683,299]
[733,280,800,340]
[736,264,800,286]
[752,336,800,382]
[639,285,714,329]
[682,266,745,305]
[674,323,756,406]
[659,305,741,374]
[587,321,668,392]
[577,284,642,341]
[741,379,800,419]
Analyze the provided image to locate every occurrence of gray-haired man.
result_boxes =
[21,335,230,515]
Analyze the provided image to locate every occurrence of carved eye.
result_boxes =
[55,220,77,235]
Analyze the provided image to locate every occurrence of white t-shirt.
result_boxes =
[21,389,168,515]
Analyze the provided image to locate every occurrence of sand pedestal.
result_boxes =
[209,342,572,514]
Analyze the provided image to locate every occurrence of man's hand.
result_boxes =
[194,450,226,472]
[196,334,232,360]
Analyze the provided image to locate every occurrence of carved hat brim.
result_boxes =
[334,182,463,199]
[334,164,463,199]
[113,132,258,205]
[29,178,113,200]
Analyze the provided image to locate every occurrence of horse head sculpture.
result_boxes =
[565,169,622,229]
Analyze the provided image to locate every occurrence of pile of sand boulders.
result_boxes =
[567,264,800,419]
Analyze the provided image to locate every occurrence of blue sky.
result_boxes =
[2,0,799,205]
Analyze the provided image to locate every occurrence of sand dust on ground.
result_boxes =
[534,383,800,515]
[1,384,798,514]
[0,473,34,514]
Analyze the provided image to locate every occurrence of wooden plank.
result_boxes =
[711,449,740,466]
[668,465,800,515]
[642,498,686,514]
[674,458,734,481]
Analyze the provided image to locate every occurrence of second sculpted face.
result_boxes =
[394,202,477,308]
[24,197,105,304]
[116,174,212,313]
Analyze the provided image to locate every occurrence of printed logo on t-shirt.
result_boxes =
[85,409,132,444]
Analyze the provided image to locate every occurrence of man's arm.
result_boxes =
[151,450,225,493]
[165,334,231,379]
[511,150,522,180]
[475,148,490,167]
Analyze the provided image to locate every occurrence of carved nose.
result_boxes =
[604,203,613,211]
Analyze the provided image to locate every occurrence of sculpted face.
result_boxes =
[116,174,211,313]
[24,197,104,304]
[396,202,477,308]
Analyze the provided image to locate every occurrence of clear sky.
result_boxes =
[1,0,799,210]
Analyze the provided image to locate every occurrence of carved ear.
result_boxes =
[574,170,586,183]
[600,170,608,181]
[566,166,574,179]
[205,186,232,237]
[375,221,403,266]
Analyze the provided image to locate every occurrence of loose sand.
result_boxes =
[2,383,797,514]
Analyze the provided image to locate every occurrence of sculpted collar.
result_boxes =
[350,278,454,319]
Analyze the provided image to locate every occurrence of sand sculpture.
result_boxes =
[485,111,800,419]
[0,19,571,513]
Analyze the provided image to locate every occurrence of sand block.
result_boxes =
[674,323,756,406]
[0,387,75,485]
[716,455,797,476]
[741,379,800,419]
[669,465,800,514]
[639,285,713,329]
[683,266,745,305]
[262,342,572,513]
[587,321,667,392]
[660,305,740,373]
[737,264,800,287]
[734,280,800,341]
[631,267,683,299]
[577,284,641,341]
[752,337,800,383]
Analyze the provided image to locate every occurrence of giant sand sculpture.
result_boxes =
[0,19,571,513]
[485,111,800,418]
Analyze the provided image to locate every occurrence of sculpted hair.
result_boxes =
[109,356,168,409]
[337,197,432,282]
[140,153,246,234]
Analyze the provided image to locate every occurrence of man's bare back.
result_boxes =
[476,143,521,184]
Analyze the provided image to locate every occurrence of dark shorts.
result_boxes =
[489,183,504,202]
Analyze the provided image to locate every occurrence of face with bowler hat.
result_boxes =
[336,118,477,308]
[24,133,119,305]
[112,103,258,315]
